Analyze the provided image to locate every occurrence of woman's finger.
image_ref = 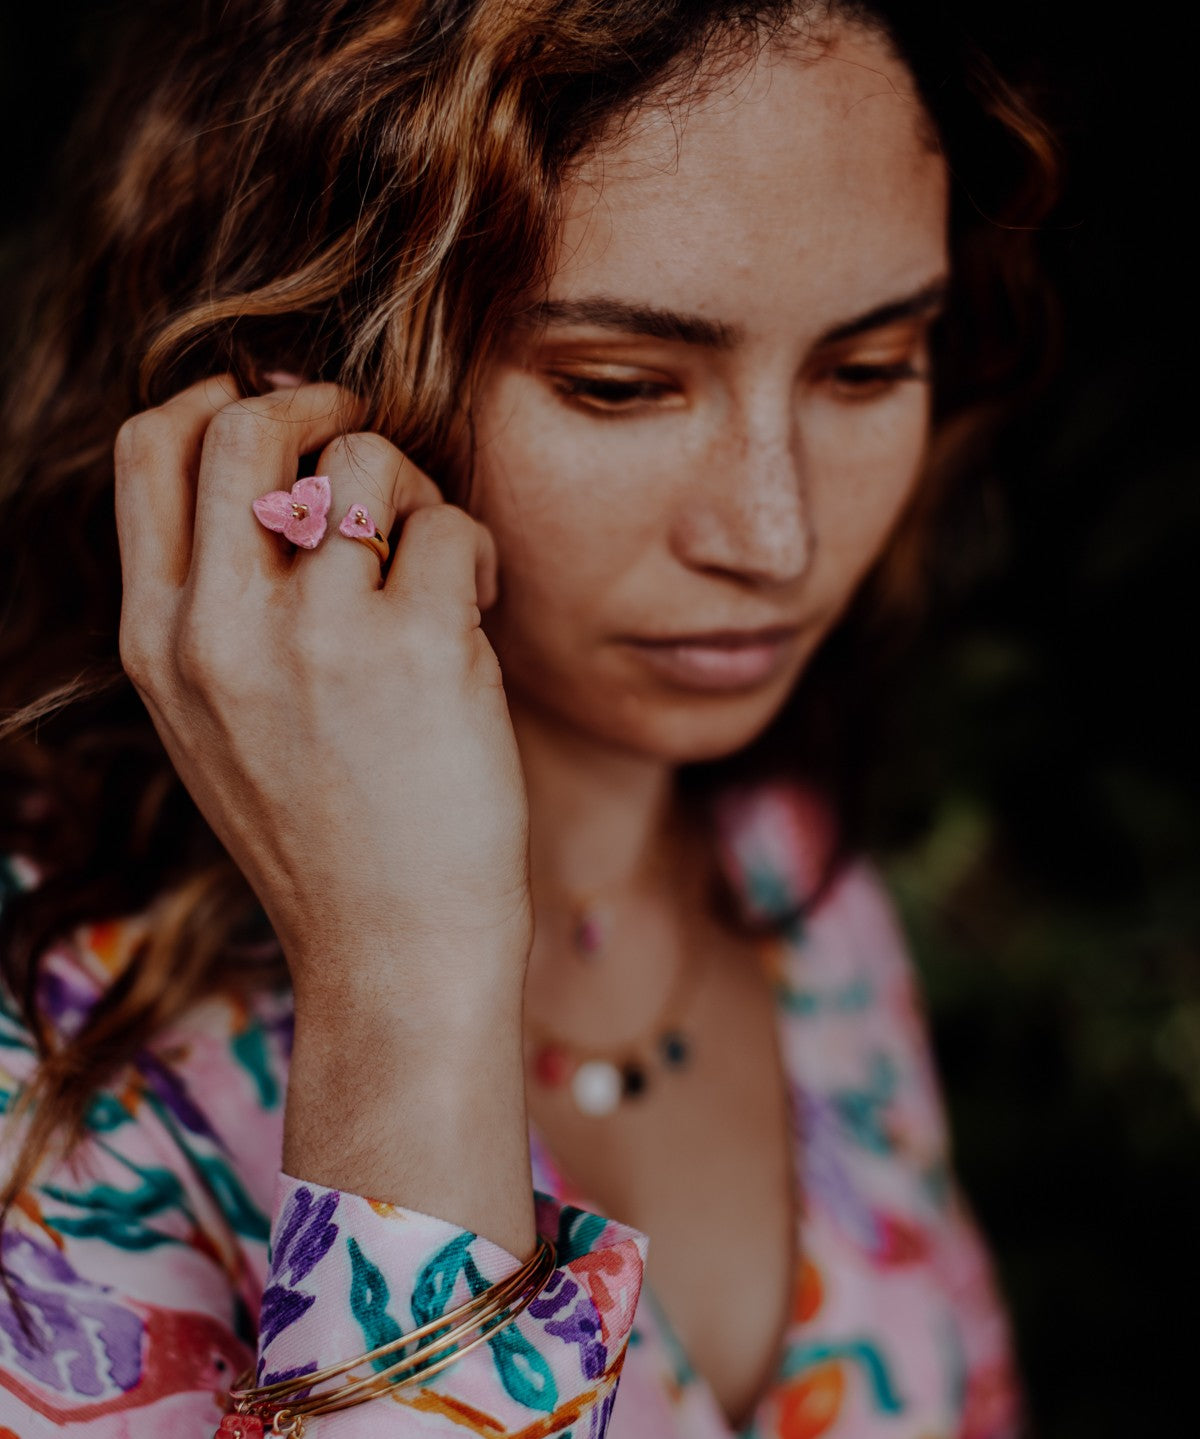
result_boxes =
[294,432,444,599]
[114,374,241,600]
[189,383,366,601]
[385,504,500,625]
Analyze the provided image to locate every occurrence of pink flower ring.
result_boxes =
[251,475,331,549]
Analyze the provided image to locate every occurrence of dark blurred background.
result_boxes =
[2,3,1195,1434]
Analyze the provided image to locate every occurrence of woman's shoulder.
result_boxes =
[710,777,925,1025]
[0,854,292,1120]
[712,777,901,931]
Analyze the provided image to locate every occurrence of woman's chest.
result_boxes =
[527,926,797,1431]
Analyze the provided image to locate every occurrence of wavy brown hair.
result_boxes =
[0,0,1060,1253]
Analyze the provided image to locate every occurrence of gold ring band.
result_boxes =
[350,528,389,566]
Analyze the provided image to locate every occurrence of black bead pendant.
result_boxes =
[621,1062,648,1098]
[659,1031,690,1068]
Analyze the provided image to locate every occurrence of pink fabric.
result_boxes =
[0,780,1020,1436]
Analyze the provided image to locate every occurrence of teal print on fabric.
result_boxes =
[642,1287,697,1390]
[481,1317,559,1412]
[40,1163,187,1251]
[138,1088,270,1240]
[922,1158,951,1211]
[463,1252,557,1413]
[743,862,798,923]
[780,1339,904,1414]
[411,1233,472,1327]
[0,999,34,1048]
[348,1236,405,1370]
[232,1022,280,1109]
[555,1206,608,1264]
[0,854,23,908]
[85,1092,132,1133]
[777,976,874,1017]
[193,1152,270,1241]
[831,1052,899,1155]
[409,1232,474,1381]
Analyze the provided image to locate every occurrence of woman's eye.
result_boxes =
[825,360,926,400]
[550,374,674,413]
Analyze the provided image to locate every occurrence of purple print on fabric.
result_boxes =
[527,1267,576,1321]
[798,1088,884,1255]
[270,1186,339,1285]
[588,1382,619,1438]
[255,1358,318,1390]
[0,1230,144,1396]
[258,1284,317,1351]
[135,1049,224,1143]
[259,1186,340,1350]
[36,963,100,1040]
[532,1273,607,1381]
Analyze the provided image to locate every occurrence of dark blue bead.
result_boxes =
[660,1031,689,1067]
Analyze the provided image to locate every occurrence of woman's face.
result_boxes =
[469,23,949,763]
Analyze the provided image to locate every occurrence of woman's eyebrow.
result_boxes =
[819,278,948,344]
[520,278,948,350]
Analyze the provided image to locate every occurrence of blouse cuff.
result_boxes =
[257,1171,648,1433]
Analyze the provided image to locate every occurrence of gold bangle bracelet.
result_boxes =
[234,1233,553,1406]
[270,1236,557,1431]
[229,1233,556,1430]
[276,1235,556,1417]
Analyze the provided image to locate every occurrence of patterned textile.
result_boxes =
[0,781,1020,1437]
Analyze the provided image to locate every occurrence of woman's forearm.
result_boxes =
[283,955,537,1259]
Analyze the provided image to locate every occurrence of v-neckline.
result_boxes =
[524,780,820,1435]
[526,926,804,1438]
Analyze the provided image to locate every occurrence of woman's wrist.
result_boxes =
[284,959,535,1255]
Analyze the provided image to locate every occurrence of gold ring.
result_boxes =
[351,527,389,565]
[338,505,390,571]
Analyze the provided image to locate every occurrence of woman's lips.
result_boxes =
[622,627,803,691]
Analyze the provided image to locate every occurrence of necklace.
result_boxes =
[524,889,706,1117]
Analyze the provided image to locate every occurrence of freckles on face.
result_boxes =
[467,23,949,763]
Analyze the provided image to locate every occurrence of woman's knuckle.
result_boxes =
[409,503,468,542]
[114,411,168,472]
[327,430,395,473]
[205,398,277,460]
[175,614,227,685]
[117,623,153,690]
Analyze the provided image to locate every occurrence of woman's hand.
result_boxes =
[115,376,538,1250]
[114,375,532,1023]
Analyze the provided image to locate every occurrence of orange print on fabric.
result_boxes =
[569,1242,643,1343]
[80,917,149,981]
[793,1257,824,1323]
[778,1363,845,1439]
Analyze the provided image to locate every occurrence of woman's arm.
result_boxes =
[0,921,647,1436]
[0,374,651,1435]
[113,374,538,1254]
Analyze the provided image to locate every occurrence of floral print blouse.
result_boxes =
[0,780,1020,1437]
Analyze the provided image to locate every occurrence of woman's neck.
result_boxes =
[511,699,680,907]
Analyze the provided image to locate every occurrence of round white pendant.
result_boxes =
[571,1059,623,1116]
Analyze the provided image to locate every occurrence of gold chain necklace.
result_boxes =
[524,890,707,1117]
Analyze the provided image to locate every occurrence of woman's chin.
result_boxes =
[510,668,803,767]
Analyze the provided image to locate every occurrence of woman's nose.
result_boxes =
[671,418,813,586]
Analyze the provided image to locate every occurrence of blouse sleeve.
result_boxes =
[0,889,646,1437]
[258,1176,647,1435]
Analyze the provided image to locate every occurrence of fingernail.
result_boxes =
[263,369,306,389]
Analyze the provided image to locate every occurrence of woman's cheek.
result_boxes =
[809,397,931,577]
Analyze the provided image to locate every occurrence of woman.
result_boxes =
[0,1,1058,1434]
